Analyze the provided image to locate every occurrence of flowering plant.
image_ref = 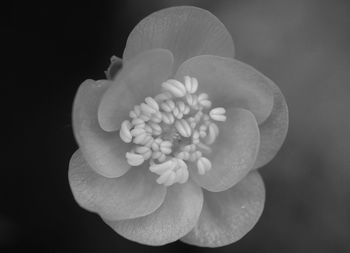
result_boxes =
[68,6,288,247]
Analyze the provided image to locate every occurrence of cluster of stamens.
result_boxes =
[119,76,226,186]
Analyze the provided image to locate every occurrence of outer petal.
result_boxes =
[73,79,130,178]
[254,82,289,168]
[68,150,167,221]
[181,171,265,247]
[98,48,173,132]
[123,6,235,71]
[190,108,260,192]
[105,180,203,246]
[175,55,274,124]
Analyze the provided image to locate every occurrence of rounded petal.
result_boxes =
[254,82,289,169]
[73,79,130,178]
[68,150,167,221]
[181,171,265,247]
[98,49,173,132]
[105,180,203,246]
[190,108,260,192]
[175,55,274,124]
[123,6,235,71]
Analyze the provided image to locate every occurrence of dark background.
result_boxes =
[7,0,350,252]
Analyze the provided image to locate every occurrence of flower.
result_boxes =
[68,6,288,247]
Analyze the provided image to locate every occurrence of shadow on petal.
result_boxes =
[123,6,235,71]
[98,49,173,132]
[254,82,289,169]
[105,180,203,246]
[68,150,167,221]
[181,171,265,247]
[175,55,274,124]
[190,108,260,192]
[73,79,131,178]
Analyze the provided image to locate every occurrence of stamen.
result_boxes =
[197,157,212,175]
[145,97,159,111]
[126,152,144,166]
[175,119,192,137]
[119,76,226,186]
[209,107,227,121]
[135,146,152,160]
[206,123,219,144]
[120,120,132,143]
[162,80,186,97]
[190,77,198,93]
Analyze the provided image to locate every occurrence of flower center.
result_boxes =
[119,76,226,186]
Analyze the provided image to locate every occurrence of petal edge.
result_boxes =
[181,171,265,247]
[68,150,167,221]
[105,180,203,246]
[123,6,235,71]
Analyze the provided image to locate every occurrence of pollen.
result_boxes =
[119,76,226,186]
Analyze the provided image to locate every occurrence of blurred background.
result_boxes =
[7,0,350,252]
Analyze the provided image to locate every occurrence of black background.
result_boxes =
[7,0,350,252]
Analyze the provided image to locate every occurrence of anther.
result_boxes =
[130,128,145,136]
[162,112,175,125]
[145,97,159,111]
[162,80,186,97]
[135,146,152,160]
[197,157,212,175]
[175,119,192,137]
[190,77,198,93]
[141,102,156,115]
[155,92,172,102]
[206,123,219,144]
[120,120,132,143]
[160,141,172,154]
[150,159,176,175]
[126,152,144,166]
[209,107,227,121]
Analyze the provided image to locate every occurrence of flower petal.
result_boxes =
[181,171,265,247]
[104,55,122,80]
[105,180,203,246]
[254,82,289,169]
[68,150,167,221]
[175,55,274,124]
[73,79,131,178]
[98,48,173,132]
[190,108,260,192]
[123,6,235,71]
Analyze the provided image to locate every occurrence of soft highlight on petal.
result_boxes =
[254,82,289,169]
[181,171,265,247]
[175,55,274,124]
[105,180,203,246]
[123,6,235,71]
[98,49,173,132]
[72,79,130,178]
[68,150,167,221]
[190,108,260,192]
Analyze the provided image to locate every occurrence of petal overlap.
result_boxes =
[181,171,265,247]
[123,6,235,71]
[189,108,260,192]
[105,180,203,246]
[98,49,173,132]
[68,151,167,221]
[254,82,289,169]
[73,79,130,178]
[175,55,274,124]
